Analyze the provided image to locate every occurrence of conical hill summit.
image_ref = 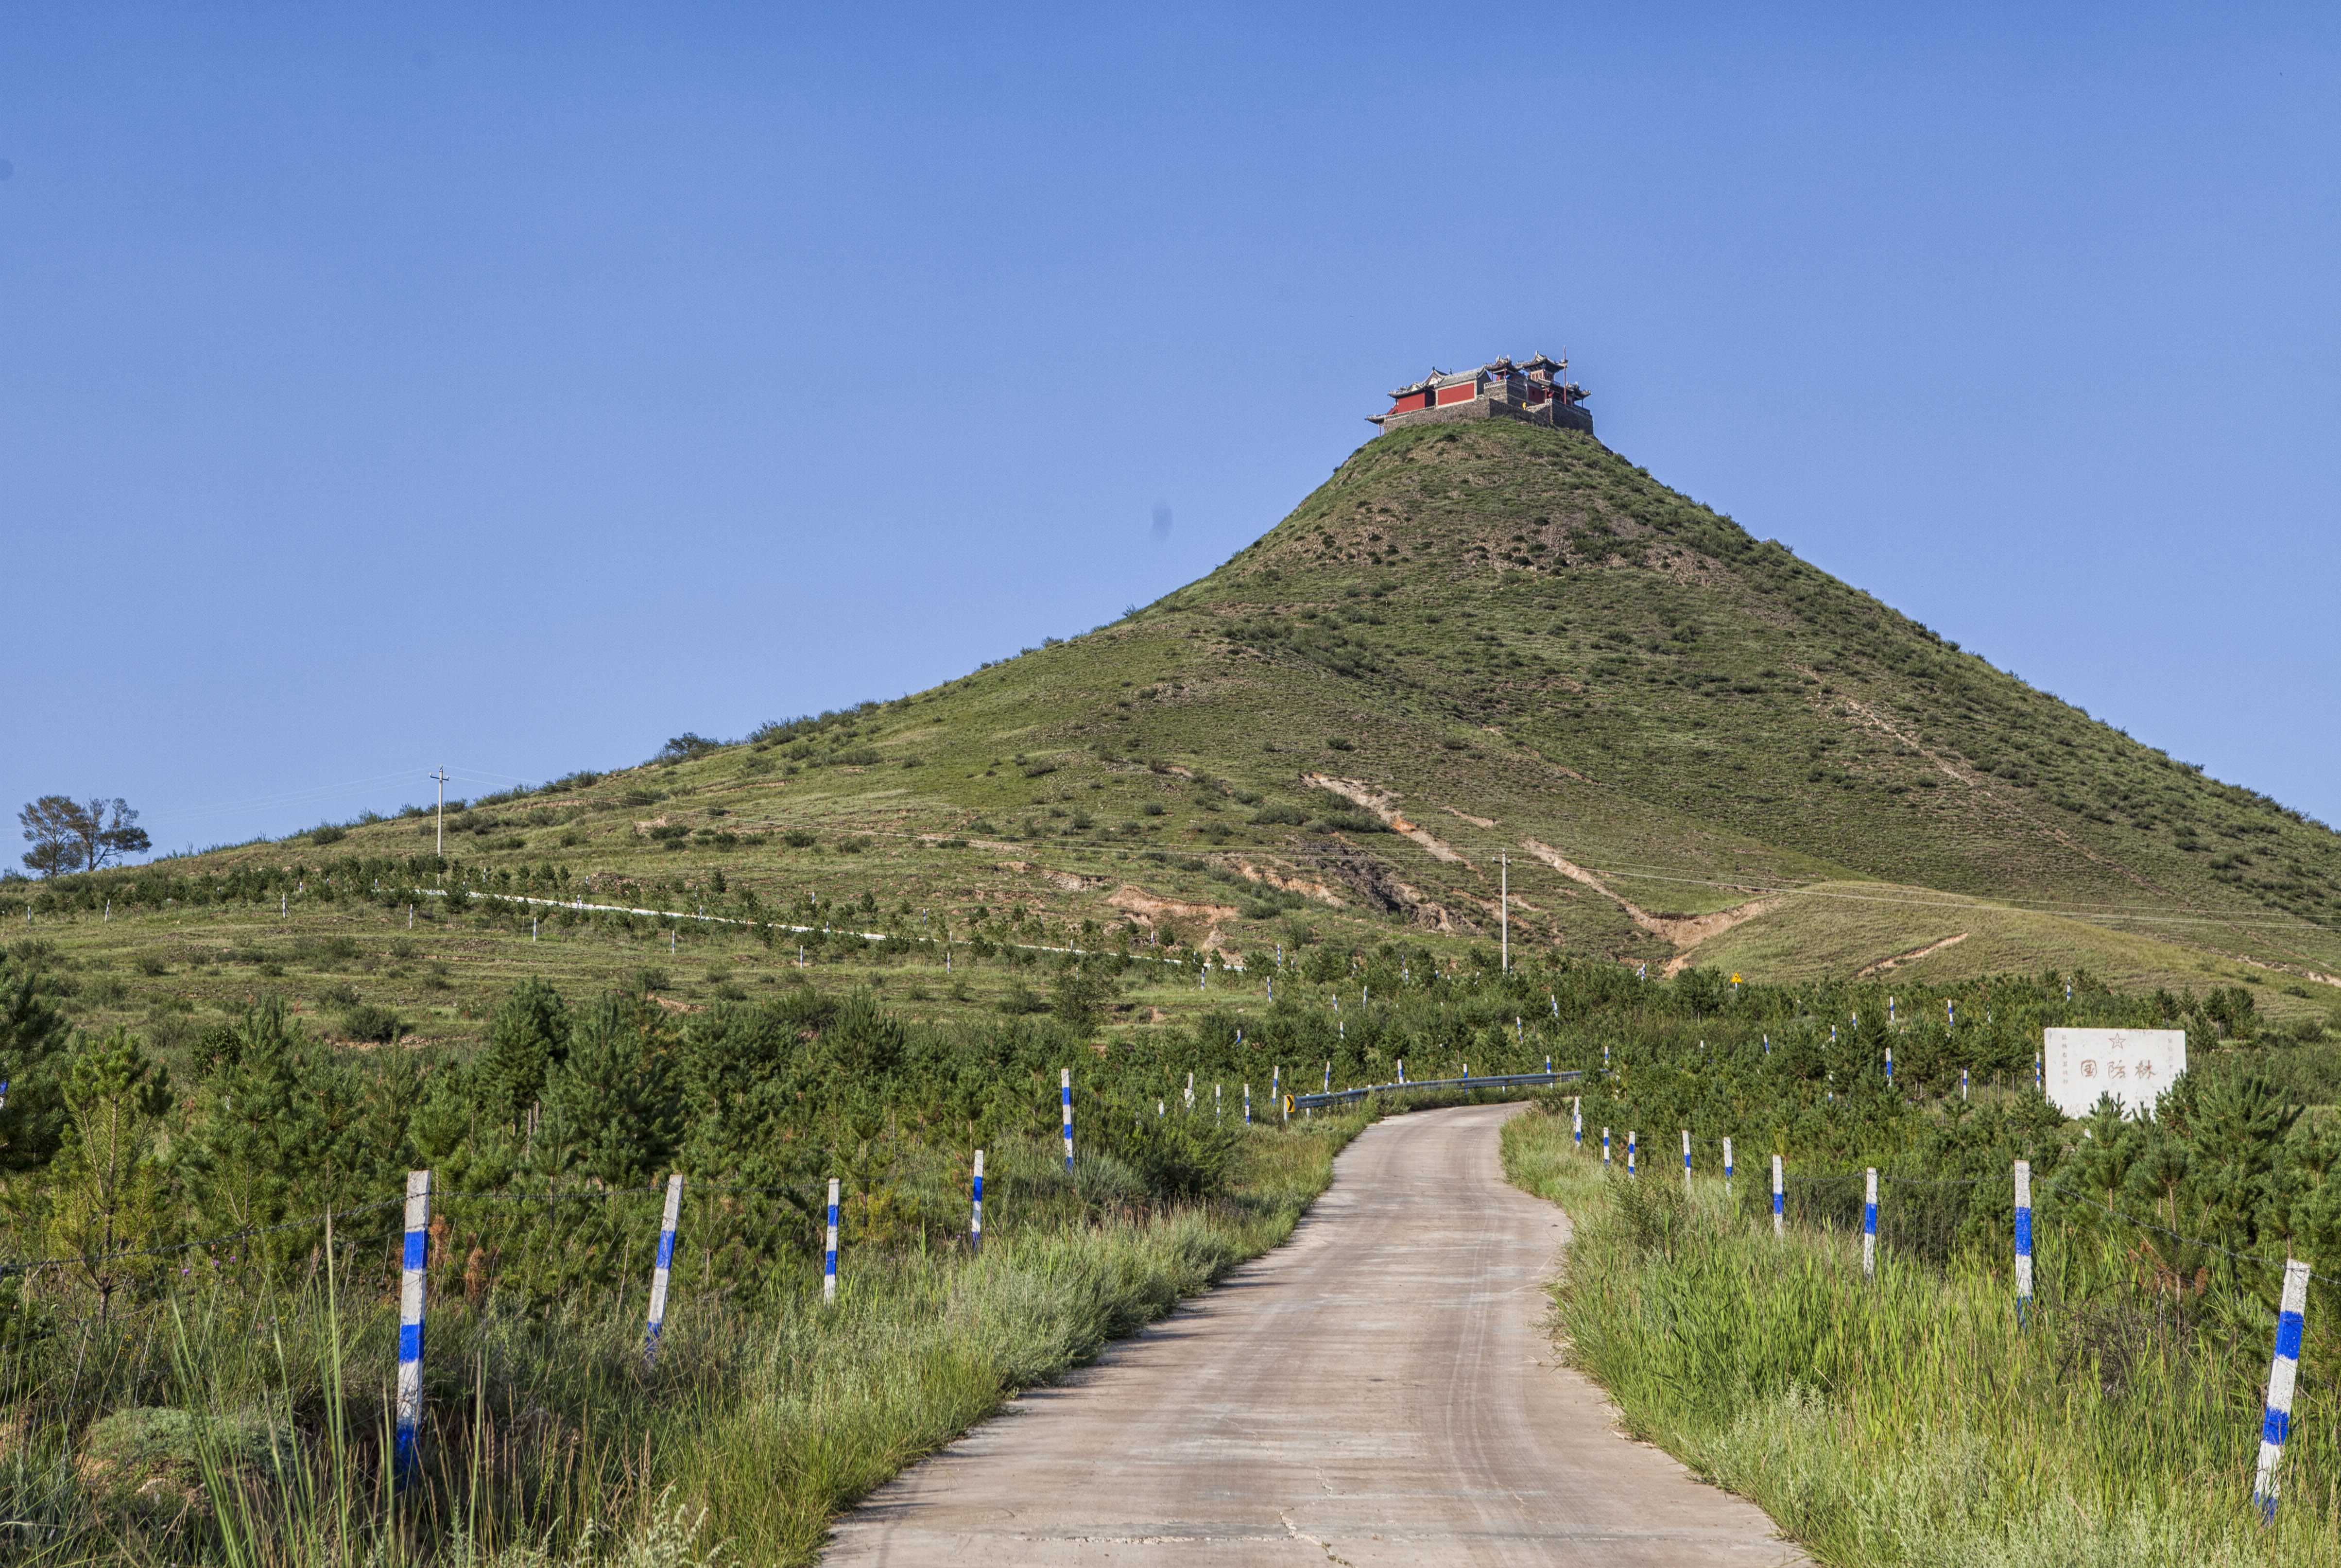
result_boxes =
[24,418,2341,1034]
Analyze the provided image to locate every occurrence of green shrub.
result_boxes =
[1250,804,1306,826]
[340,1003,405,1043]
[997,980,1049,1016]
[1107,1111,1239,1200]
[1141,802,1167,817]
[1326,736,1355,751]
[781,830,818,848]
[310,825,347,845]
[81,1406,294,1511]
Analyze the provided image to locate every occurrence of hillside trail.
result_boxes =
[821,1104,1807,1566]
[1515,839,1782,974]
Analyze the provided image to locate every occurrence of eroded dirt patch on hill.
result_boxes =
[1300,841,1461,932]
[1302,773,1473,866]
[1106,887,1241,951]
[1222,857,1347,907]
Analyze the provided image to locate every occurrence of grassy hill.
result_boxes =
[13,417,2341,1053]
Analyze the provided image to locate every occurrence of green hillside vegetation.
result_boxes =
[13,396,2341,1561]
[10,418,2338,1056]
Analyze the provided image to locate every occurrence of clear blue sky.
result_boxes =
[5,3,2336,860]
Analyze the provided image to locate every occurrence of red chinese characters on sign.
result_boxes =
[2082,1060,2098,1078]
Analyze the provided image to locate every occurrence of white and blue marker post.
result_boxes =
[2254,1258,2314,1520]
[1862,1168,1878,1279]
[970,1150,985,1255]
[1772,1154,1785,1236]
[2014,1158,2033,1326]
[1062,1068,1074,1172]
[644,1172,685,1365]
[1244,1083,1252,1124]
[1602,1127,1611,1170]
[396,1169,432,1482]
[1627,1131,1637,1178]
[1682,1129,1692,1189]
[1724,1137,1734,1200]
[1572,1096,1582,1149]
[824,1177,840,1305]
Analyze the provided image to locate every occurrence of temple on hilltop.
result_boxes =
[1369,354,1592,435]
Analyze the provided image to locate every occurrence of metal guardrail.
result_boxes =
[1291,1069,1582,1111]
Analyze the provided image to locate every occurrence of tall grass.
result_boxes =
[1,1116,1362,1566]
[1503,1106,2341,1567]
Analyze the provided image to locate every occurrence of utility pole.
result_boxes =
[430,767,450,858]
[1499,852,1509,973]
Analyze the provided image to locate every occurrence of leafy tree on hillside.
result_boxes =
[17,795,150,877]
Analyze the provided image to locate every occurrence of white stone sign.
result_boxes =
[2043,1028,2186,1119]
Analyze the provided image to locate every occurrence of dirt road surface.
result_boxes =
[823,1102,1806,1565]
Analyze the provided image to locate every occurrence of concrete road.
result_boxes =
[823,1102,1807,1566]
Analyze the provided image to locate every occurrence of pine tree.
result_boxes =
[179,999,406,1267]
[474,978,571,1133]
[46,1028,174,1320]
[537,994,680,1188]
[0,952,75,1176]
